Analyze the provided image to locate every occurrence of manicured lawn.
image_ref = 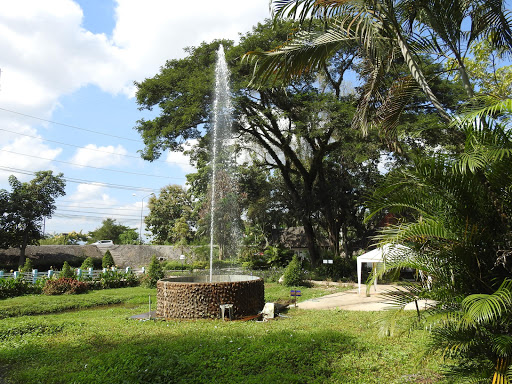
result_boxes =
[0,286,452,383]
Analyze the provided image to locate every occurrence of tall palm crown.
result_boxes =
[247,0,512,130]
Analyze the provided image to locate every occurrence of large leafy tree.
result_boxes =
[135,20,385,264]
[88,218,134,245]
[145,185,194,245]
[0,171,66,266]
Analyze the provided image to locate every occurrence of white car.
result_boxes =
[92,240,114,246]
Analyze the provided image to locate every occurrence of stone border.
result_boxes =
[156,275,264,319]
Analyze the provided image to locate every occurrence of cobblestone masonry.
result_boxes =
[156,275,264,319]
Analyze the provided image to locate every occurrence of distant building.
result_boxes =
[272,226,329,259]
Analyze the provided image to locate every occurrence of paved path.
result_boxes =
[297,284,432,311]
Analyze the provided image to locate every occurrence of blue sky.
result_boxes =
[0,0,270,237]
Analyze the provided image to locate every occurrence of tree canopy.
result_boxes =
[0,171,66,266]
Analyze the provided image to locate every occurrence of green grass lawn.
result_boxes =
[0,285,452,384]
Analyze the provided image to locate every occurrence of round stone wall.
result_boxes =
[156,275,264,319]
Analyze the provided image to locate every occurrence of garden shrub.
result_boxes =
[141,255,164,288]
[20,258,33,273]
[42,277,89,295]
[191,260,208,270]
[96,270,139,289]
[102,250,114,268]
[0,278,34,299]
[283,255,305,286]
[60,261,75,278]
[80,257,94,270]
[312,257,357,281]
[240,245,294,269]
[162,260,192,271]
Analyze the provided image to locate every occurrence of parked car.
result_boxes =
[92,240,114,246]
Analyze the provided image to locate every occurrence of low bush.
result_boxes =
[283,255,306,286]
[162,260,192,271]
[312,257,357,281]
[42,278,89,295]
[240,245,294,269]
[80,257,94,270]
[96,270,139,289]
[20,259,33,273]
[102,250,114,269]
[60,261,75,278]
[141,256,164,288]
[0,278,37,299]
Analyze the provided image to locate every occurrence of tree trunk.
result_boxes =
[18,231,29,267]
[341,224,351,259]
[302,218,320,267]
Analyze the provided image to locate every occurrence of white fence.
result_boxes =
[0,267,145,283]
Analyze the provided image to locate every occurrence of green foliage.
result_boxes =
[40,231,88,245]
[94,270,139,290]
[240,245,294,269]
[0,277,40,299]
[20,258,33,273]
[145,185,194,245]
[60,261,75,279]
[312,257,357,282]
[141,255,164,288]
[118,229,139,244]
[283,255,305,287]
[89,218,135,245]
[162,260,192,271]
[42,278,89,295]
[0,170,66,266]
[80,257,94,270]
[102,250,114,269]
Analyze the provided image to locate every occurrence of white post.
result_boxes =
[0,270,4,279]
[102,268,107,274]
[125,267,131,274]
[13,271,20,279]
[48,270,54,278]
[76,268,82,279]
[32,269,38,284]
[88,267,93,278]
[141,266,145,274]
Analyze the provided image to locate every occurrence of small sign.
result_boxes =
[323,259,333,264]
[290,290,301,297]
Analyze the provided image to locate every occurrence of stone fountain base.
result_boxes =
[156,275,264,319]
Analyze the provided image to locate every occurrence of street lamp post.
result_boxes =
[139,193,154,245]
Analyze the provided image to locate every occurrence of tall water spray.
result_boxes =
[209,45,234,282]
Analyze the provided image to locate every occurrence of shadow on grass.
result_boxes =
[0,322,360,384]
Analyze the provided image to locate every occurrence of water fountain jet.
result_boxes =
[156,45,264,319]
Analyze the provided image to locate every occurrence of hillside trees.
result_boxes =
[0,171,66,266]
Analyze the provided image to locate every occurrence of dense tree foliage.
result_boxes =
[145,185,194,245]
[88,218,135,245]
[0,171,66,266]
[135,20,387,264]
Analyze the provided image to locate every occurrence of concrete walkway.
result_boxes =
[297,284,432,311]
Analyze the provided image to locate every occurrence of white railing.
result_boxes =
[0,267,145,283]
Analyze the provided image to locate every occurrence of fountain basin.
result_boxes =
[156,275,264,319]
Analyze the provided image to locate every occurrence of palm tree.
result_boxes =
[246,0,512,130]
[366,96,512,380]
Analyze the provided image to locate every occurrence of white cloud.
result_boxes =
[166,139,198,174]
[69,144,128,168]
[0,135,62,183]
